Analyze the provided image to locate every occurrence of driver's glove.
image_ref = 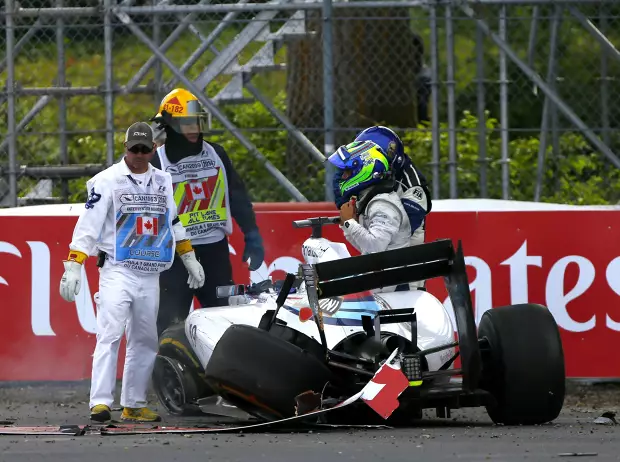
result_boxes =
[59,250,87,302]
[242,229,265,271]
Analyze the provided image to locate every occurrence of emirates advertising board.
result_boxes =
[0,199,618,381]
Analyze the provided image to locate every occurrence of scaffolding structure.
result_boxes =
[1,0,619,206]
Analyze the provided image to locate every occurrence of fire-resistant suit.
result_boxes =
[59,156,204,417]
[328,139,430,291]
[341,188,427,291]
[149,88,264,336]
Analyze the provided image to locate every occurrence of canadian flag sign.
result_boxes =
[360,350,410,419]
[185,181,208,201]
[136,216,158,236]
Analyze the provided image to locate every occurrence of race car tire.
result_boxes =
[204,324,334,421]
[478,303,566,425]
[154,321,212,416]
[152,354,203,416]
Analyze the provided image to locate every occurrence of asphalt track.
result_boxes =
[0,382,618,462]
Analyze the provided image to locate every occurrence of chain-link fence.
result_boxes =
[1,0,619,205]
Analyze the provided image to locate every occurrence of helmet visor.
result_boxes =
[327,146,352,170]
[163,99,210,134]
[166,115,209,135]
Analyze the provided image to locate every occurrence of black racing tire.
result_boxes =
[152,355,203,416]
[204,324,334,421]
[154,321,211,416]
[158,322,203,372]
[477,303,566,425]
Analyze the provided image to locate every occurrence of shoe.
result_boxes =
[90,404,112,422]
[120,407,162,422]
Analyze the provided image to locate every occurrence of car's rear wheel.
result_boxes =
[204,324,334,421]
[477,303,566,425]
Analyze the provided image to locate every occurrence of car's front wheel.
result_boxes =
[152,321,211,416]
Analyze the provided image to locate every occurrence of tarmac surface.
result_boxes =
[0,381,618,462]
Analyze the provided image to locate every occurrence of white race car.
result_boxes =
[152,216,566,426]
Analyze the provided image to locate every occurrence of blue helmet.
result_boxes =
[327,140,391,209]
[354,126,407,171]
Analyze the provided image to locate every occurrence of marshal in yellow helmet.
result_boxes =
[151,88,210,142]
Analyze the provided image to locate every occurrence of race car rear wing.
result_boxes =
[300,238,481,392]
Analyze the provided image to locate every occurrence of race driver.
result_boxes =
[353,125,432,244]
[327,139,428,291]
[59,122,205,423]
[149,88,265,336]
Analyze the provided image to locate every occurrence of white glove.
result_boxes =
[180,251,205,289]
[59,260,82,302]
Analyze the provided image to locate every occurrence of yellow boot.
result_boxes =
[120,407,162,422]
[90,404,112,422]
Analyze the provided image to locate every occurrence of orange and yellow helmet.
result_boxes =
[152,88,209,134]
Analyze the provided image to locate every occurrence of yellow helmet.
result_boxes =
[152,88,209,134]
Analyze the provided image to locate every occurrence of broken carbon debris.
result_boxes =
[295,391,322,416]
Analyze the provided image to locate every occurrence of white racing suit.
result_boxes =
[69,159,187,410]
[395,162,432,250]
[341,185,430,291]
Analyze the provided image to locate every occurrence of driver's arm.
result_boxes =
[341,199,402,254]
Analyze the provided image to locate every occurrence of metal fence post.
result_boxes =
[476,22,488,198]
[534,5,562,202]
[152,0,164,105]
[323,0,335,203]
[550,9,561,170]
[599,3,610,147]
[5,0,18,207]
[499,4,510,200]
[429,0,441,200]
[57,0,69,201]
[526,6,539,71]
[446,3,457,199]
[104,0,115,165]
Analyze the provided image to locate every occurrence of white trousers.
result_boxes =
[89,264,160,409]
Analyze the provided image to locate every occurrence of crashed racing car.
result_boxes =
[152,216,566,425]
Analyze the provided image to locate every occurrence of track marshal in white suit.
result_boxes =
[59,122,205,423]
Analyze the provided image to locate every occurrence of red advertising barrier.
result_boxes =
[0,202,619,381]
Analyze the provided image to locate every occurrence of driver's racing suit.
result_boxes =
[341,186,429,291]
[393,160,432,250]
